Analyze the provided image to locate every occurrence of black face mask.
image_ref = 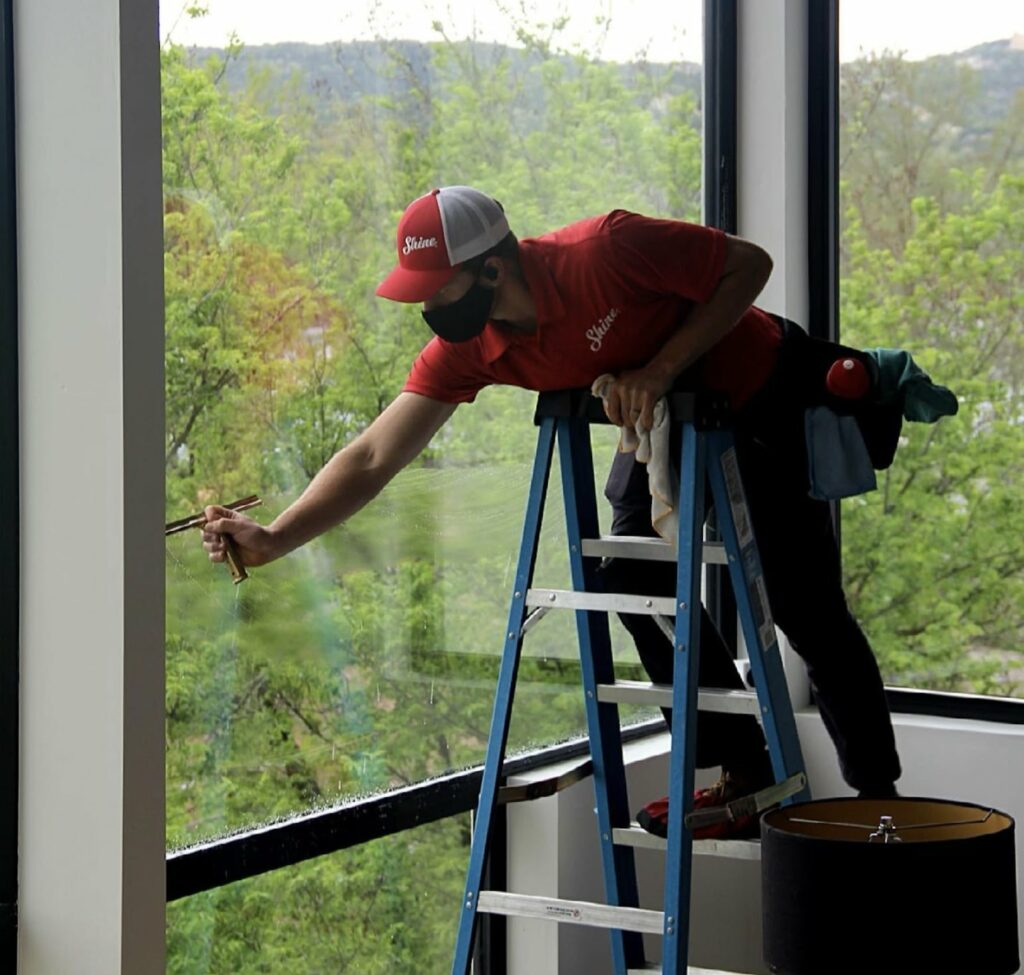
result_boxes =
[421,276,495,343]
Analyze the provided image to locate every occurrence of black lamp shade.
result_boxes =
[762,797,1019,975]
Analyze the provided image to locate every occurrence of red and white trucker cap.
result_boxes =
[376,186,510,302]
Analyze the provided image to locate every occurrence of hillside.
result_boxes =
[947,35,1024,129]
[182,35,1022,136]
[186,37,702,116]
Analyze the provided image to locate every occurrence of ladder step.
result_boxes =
[597,681,761,715]
[476,891,663,934]
[582,535,728,564]
[613,826,762,861]
[526,588,677,617]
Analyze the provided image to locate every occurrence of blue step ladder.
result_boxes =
[452,388,812,974]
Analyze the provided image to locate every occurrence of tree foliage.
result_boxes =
[840,173,1024,690]
[163,18,1023,970]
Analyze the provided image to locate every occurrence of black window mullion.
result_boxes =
[703,0,737,236]
[166,719,663,901]
[808,4,843,558]
[0,0,19,965]
[703,0,738,652]
[807,0,840,345]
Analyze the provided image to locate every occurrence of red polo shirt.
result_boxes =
[402,210,782,408]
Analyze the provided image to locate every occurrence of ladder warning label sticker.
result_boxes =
[748,573,776,651]
[721,447,754,549]
[545,905,583,920]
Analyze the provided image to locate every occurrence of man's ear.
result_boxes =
[481,262,500,282]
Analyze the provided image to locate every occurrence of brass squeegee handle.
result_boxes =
[164,495,263,585]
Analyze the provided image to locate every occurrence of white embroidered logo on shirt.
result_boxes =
[586,308,620,352]
[403,235,438,254]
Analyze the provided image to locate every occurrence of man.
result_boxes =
[202,185,902,838]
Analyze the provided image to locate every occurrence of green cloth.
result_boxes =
[864,349,959,423]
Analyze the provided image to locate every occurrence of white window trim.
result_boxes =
[16,0,165,970]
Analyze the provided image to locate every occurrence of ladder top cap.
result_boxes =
[533,387,732,428]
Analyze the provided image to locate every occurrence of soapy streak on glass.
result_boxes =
[162,0,700,847]
[166,421,658,848]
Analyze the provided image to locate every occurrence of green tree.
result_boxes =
[841,173,1024,693]
[163,199,342,512]
[840,52,982,256]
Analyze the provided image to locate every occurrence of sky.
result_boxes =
[160,0,1022,63]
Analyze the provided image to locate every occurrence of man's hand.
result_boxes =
[201,505,281,569]
[601,366,672,430]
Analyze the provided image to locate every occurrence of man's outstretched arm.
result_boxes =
[201,392,458,567]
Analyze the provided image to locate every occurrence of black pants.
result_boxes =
[601,325,902,793]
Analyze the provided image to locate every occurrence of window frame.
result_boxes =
[159,5,1024,969]
[161,4,1023,966]
[166,718,663,900]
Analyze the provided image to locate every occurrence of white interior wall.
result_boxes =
[15,0,165,971]
[505,715,1024,975]
[735,0,813,714]
[736,0,809,328]
[505,738,727,975]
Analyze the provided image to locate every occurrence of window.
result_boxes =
[161,0,705,965]
[837,4,1024,699]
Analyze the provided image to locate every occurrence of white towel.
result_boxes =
[591,374,678,544]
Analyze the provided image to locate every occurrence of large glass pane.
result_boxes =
[166,817,468,974]
[839,7,1023,695]
[162,0,704,851]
